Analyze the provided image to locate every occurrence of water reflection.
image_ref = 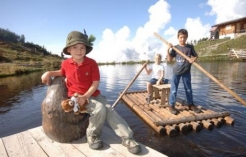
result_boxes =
[0,62,246,156]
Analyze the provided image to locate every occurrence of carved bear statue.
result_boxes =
[41,76,89,143]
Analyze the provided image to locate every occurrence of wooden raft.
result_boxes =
[0,126,167,157]
[121,90,234,136]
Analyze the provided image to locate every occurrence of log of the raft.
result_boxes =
[122,95,166,134]
[154,111,230,126]
[129,94,172,136]
[190,121,202,132]
[165,125,177,136]
[42,76,89,143]
[156,107,180,136]
[217,117,226,124]
[211,118,223,128]
[173,109,190,132]
[224,116,235,125]
[197,121,203,127]
[178,123,188,132]
[185,122,193,131]
[179,109,202,132]
[160,107,188,132]
[172,124,179,132]
[202,120,213,130]
[203,109,228,127]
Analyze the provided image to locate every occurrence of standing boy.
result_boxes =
[166,29,201,115]
[144,53,168,104]
[41,30,141,154]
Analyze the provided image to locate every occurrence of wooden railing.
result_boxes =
[228,48,246,59]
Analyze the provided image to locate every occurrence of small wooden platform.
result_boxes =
[0,126,167,157]
[121,90,234,136]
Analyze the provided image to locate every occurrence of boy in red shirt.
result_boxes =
[41,30,140,154]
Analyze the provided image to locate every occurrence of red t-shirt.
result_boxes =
[61,57,101,97]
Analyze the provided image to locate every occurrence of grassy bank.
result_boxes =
[0,41,62,77]
[195,34,246,61]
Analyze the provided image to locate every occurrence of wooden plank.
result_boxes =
[2,132,46,157]
[101,126,167,157]
[52,139,86,157]
[17,131,48,157]
[1,126,169,157]
[28,127,70,157]
[0,139,8,157]
[2,133,26,157]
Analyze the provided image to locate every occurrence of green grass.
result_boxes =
[195,34,246,61]
[0,41,62,77]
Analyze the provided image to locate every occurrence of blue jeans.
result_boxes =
[169,72,193,106]
[149,78,169,85]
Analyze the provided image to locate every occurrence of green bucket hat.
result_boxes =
[63,30,93,55]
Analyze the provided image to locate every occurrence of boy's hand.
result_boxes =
[167,43,173,49]
[77,95,88,107]
[156,80,161,85]
[189,57,197,63]
[41,72,51,86]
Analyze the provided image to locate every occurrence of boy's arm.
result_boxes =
[157,70,164,85]
[83,81,99,99]
[144,65,152,75]
[41,70,62,86]
[189,45,198,63]
[77,81,99,106]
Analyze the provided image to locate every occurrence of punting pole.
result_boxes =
[112,60,149,108]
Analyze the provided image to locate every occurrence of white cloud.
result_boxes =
[185,17,211,41]
[89,0,171,63]
[206,0,246,23]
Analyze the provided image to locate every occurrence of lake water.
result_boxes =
[0,62,246,157]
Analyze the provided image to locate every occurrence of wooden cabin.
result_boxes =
[210,17,246,39]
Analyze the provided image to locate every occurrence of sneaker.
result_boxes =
[122,137,141,154]
[146,96,152,104]
[87,135,103,150]
[169,106,178,115]
[188,104,201,113]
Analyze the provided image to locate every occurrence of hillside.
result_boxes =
[0,41,62,77]
[195,34,246,61]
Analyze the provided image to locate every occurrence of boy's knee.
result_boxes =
[96,103,106,113]
[87,100,106,115]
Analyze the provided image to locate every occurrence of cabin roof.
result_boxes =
[212,16,246,27]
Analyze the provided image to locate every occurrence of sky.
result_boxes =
[1,0,246,62]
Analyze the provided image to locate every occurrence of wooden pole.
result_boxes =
[112,61,149,108]
[154,32,246,106]
[232,49,239,58]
